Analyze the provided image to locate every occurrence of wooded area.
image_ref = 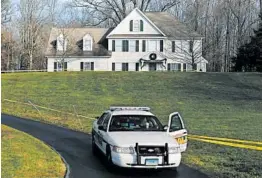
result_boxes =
[1,0,262,72]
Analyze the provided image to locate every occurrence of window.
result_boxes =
[136,40,139,52]
[129,40,136,52]
[109,115,163,132]
[122,63,129,71]
[57,34,67,51]
[170,114,183,132]
[122,40,129,52]
[97,113,108,125]
[183,63,187,71]
[160,40,164,52]
[178,64,181,71]
[115,40,121,52]
[172,41,176,52]
[102,114,111,130]
[142,40,146,52]
[112,63,115,71]
[57,62,62,71]
[133,20,139,32]
[140,20,144,31]
[148,40,157,52]
[167,63,179,71]
[84,39,92,51]
[80,62,94,71]
[136,63,139,71]
[129,20,133,31]
[112,40,115,52]
[189,40,193,53]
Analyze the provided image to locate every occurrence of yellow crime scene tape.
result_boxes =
[189,134,262,146]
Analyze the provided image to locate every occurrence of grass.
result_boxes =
[1,124,66,178]
[1,71,262,177]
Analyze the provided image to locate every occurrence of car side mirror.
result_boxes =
[163,125,168,131]
[98,125,104,130]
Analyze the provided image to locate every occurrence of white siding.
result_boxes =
[108,9,162,36]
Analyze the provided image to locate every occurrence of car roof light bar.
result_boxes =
[110,107,151,112]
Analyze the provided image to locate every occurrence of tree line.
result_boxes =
[1,0,262,72]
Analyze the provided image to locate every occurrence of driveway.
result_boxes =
[1,114,209,178]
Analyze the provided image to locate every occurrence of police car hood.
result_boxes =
[108,132,179,147]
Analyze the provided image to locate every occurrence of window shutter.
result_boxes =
[122,40,125,52]
[91,62,94,71]
[112,63,115,71]
[140,20,144,31]
[112,40,115,52]
[126,63,129,71]
[64,62,67,71]
[130,20,133,31]
[80,62,83,71]
[122,63,125,71]
[142,40,146,52]
[54,62,57,72]
[189,41,193,53]
[183,63,187,72]
[135,40,139,52]
[178,64,181,71]
[172,41,176,52]
[160,40,164,52]
[167,63,171,71]
[126,40,129,52]
[136,63,139,71]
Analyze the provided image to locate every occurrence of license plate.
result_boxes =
[145,159,158,166]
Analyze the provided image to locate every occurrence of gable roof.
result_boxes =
[144,11,203,40]
[45,27,111,57]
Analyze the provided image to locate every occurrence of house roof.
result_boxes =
[45,27,111,57]
[144,12,204,39]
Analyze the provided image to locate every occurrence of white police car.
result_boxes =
[91,107,187,169]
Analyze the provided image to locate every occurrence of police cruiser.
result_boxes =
[91,107,187,169]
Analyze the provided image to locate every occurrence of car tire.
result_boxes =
[106,146,114,169]
[92,134,98,156]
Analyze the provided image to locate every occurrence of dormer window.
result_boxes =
[83,34,93,51]
[57,34,67,51]
[129,20,143,32]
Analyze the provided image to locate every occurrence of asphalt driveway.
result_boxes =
[1,114,209,178]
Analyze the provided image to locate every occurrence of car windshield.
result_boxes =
[109,115,164,132]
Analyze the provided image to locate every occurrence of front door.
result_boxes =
[167,112,188,152]
[149,63,157,71]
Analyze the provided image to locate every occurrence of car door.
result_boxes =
[98,113,111,155]
[93,112,108,151]
[167,112,188,152]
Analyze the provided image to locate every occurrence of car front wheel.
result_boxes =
[92,135,98,155]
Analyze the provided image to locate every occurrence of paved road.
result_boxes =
[2,114,209,178]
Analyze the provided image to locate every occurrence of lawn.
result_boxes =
[1,124,66,178]
[1,71,262,177]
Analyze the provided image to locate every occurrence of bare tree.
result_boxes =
[164,38,205,71]
[18,0,54,70]
[1,0,12,24]
[71,0,180,27]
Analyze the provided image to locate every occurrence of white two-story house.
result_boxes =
[45,8,208,72]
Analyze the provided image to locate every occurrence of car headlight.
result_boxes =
[168,147,180,154]
[112,146,135,154]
